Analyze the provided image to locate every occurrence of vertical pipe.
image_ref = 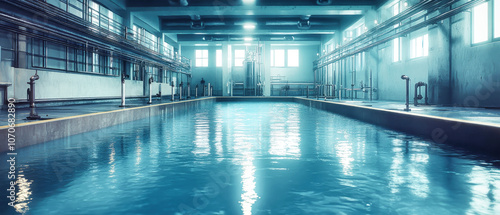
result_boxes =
[187,82,191,99]
[351,55,355,100]
[171,81,175,101]
[195,85,198,98]
[401,75,410,111]
[148,77,152,104]
[179,83,183,101]
[208,82,211,96]
[339,59,342,101]
[369,69,373,101]
[120,74,126,107]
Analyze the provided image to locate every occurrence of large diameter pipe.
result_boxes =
[120,75,126,107]
[187,83,191,99]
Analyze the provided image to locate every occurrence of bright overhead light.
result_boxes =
[242,0,255,4]
[244,37,253,41]
[243,24,256,30]
[244,43,252,46]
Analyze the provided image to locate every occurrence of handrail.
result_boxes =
[1,0,191,73]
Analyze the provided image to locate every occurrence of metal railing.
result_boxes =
[314,0,486,69]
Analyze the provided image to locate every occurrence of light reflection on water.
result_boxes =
[0,102,500,215]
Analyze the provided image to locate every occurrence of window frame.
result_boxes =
[216,49,223,67]
[195,49,209,67]
[271,49,285,67]
[471,0,500,45]
[287,49,299,67]
[234,49,246,67]
[409,34,428,59]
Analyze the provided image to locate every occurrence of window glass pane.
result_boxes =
[393,2,399,16]
[495,0,500,38]
[410,38,415,59]
[216,50,222,67]
[271,49,275,66]
[473,2,489,43]
[273,49,285,67]
[416,36,423,57]
[423,34,429,56]
[195,50,208,67]
[234,49,245,67]
[288,49,299,67]
[393,38,400,62]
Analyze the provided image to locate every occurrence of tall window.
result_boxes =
[234,49,245,67]
[287,49,299,67]
[473,2,489,44]
[216,49,222,67]
[410,34,428,59]
[495,0,500,38]
[393,1,401,62]
[195,50,208,67]
[393,38,401,62]
[271,49,285,67]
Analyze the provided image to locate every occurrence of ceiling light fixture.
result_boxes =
[243,24,256,29]
[244,37,253,41]
[242,0,256,4]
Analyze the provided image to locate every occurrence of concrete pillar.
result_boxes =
[428,17,451,105]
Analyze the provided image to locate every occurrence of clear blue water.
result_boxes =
[1,101,500,215]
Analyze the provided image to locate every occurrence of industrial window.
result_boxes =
[410,34,428,59]
[472,2,489,44]
[271,49,285,67]
[287,49,299,67]
[495,0,500,38]
[216,50,222,67]
[393,1,402,62]
[393,38,401,62]
[234,49,245,67]
[132,63,143,81]
[195,50,208,67]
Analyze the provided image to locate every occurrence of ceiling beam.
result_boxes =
[161,29,337,35]
[128,6,372,16]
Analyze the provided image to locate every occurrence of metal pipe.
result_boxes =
[207,82,211,96]
[120,72,127,107]
[187,82,191,99]
[414,82,429,106]
[351,55,355,100]
[179,81,183,101]
[171,81,175,101]
[147,77,153,104]
[401,75,411,111]
[369,69,373,101]
[27,71,41,120]
[195,84,198,98]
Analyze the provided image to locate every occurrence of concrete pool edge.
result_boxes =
[0,97,216,152]
[293,97,500,155]
[2,96,499,154]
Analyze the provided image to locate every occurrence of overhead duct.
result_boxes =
[316,0,332,5]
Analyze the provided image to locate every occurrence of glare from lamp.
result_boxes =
[242,0,256,4]
[244,37,253,41]
[243,24,256,29]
